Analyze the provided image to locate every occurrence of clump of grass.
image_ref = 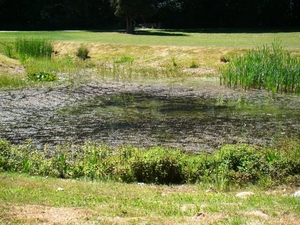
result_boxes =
[220,41,300,93]
[189,60,199,68]
[0,74,26,89]
[15,37,53,62]
[76,45,90,60]
[0,43,14,58]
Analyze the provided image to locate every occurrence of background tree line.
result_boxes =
[0,0,299,31]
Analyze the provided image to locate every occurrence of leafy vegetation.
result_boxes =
[27,72,58,82]
[220,41,300,93]
[1,138,300,189]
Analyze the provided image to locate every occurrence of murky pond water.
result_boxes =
[0,79,299,153]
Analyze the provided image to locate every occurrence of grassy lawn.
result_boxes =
[1,30,300,48]
[0,173,299,224]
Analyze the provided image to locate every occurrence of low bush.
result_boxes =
[131,147,185,184]
[1,138,300,188]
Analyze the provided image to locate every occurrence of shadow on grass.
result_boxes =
[166,27,300,33]
[88,29,189,36]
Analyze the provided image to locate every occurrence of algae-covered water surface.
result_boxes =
[0,80,299,153]
[56,91,300,153]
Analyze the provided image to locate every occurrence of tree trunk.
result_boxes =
[126,13,134,34]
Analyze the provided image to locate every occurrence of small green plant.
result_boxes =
[76,45,90,60]
[115,55,134,64]
[15,38,53,62]
[171,57,178,67]
[220,40,300,93]
[27,72,58,82]
[189,60,199,68]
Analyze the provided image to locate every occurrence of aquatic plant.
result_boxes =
[220,41,300,93]
[15,37,53,62]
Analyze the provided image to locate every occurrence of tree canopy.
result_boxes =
[0,0,299,30]
[110,0,156,33]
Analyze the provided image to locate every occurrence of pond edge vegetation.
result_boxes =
[220,40,300,93]
[1,138,300,190]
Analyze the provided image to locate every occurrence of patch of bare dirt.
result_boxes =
[7,204,93,225]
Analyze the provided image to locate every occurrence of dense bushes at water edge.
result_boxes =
[0,138,300,189]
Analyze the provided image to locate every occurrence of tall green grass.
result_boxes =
[220,41,300,93]
[15,38,53,62]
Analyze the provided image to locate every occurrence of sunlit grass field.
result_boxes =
[1,30,300,48]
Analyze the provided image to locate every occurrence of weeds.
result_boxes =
[1,138,300,189]
[0,74,26,88]
[220,40,300,93]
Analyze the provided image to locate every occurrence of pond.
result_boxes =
[0,79,299,153]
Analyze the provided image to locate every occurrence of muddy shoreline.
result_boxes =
[0,78,299,153]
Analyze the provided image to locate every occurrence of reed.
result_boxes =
[15,37,53,62]
[220,41,300,93]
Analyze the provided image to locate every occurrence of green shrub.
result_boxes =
[15,38,53,61]
[220,41,300,93]
[27,72,58,82]
[1,137,300,187]
[131,147,185,184]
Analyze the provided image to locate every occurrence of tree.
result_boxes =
[111,0,156,34]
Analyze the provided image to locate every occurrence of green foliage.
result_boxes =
[1,138,300,188]
[115,55,134,64]
[0,74,27,89]
[15,38,53,62]
[220,41,300,93]
[131,147,185,184]
[27,72,58,82]
[0,43,14,58]
[76,45,90,60]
